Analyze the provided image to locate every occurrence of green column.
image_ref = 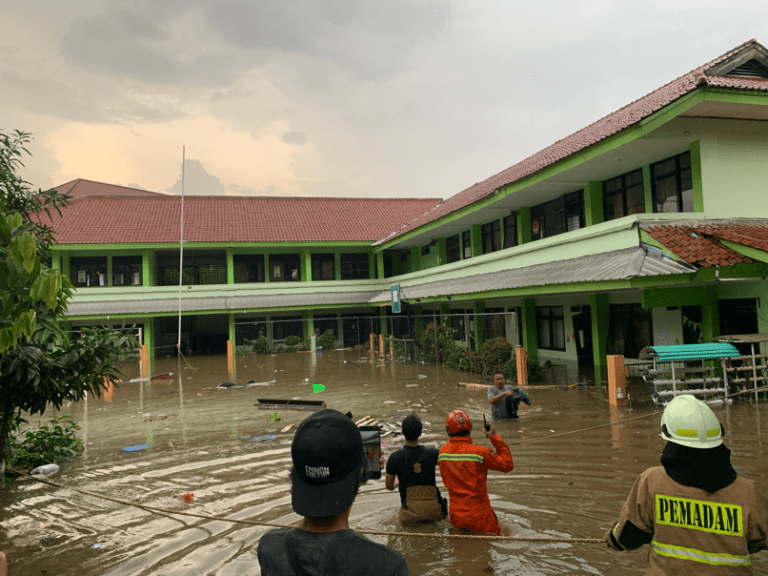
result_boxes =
[414,305,424,337]
[264,254,270,283]
[642,165,653,214]
[226,248,234,284]
[376,251,385,279]
[701,286,720,342]
[52,252,61,271]
[470,224,482,257]
[300,247,312,282]
[410,246,420,272]
[690,140,704,212]
[380,307,389,337]
[437,238,447,266]
[106,255,114,287]
[334,253,341,281]
[518,208,531,244]
[144,316,155,374]
[590,293,610,386]
[303,310,315,342]
[520,299,538,361]
[584,181,604,226]
[142,249,153,286]
[473,301,486,351]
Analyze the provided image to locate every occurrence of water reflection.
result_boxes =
[2,350,767,575]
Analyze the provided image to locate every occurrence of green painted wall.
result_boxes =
[590,294,609,385]
[584,181,603,226]
[520,299,538,361]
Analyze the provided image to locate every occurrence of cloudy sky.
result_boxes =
[2,1,767,198]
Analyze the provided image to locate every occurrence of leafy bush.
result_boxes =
[253,332,271,354]
[5,416,82,470]
[317,330,336,350]
[503,355,543,384]
[416,323,470,370]
[478,337,513,378]
[283,335,301,352]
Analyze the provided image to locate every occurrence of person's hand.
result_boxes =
[0,551,7,576]
[484,427,496,439]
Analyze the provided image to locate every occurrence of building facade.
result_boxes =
[50,40,768,382]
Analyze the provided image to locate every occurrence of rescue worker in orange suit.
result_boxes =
[438,410,514,535]
[606,395,768,574]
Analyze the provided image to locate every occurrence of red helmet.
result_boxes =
[446,410,472,435]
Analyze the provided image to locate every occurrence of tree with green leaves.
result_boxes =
[0,130,138,472]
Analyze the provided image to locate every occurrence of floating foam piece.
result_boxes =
[252,435,278,442]
[312,383,326,394]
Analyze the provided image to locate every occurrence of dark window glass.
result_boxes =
[482,220,501,254]
[608,304,653,359]
[314,314,337,339]
[311,253,335,281]
[269,254,301,282]
[156,250,226,286]
[71,256,108,287]
[503,215,517,248]
[340,253,369,280]
[530,191,583,241]
[234,254,265,283]
[652,152,693,213]
[449,310,470,341]
[484,308,506,340]
[462,231,472,259]
[603,169,645,221]
[446,234,461,263]
[536,306,565,351]
[113,255,142,286]
[272,316,302,340]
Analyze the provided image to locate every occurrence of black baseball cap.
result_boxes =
[290,409,365,517]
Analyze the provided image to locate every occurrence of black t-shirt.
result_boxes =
[385,444,441,507]
[257,527,410,576]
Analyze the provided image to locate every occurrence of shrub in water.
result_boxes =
[5,416,82,471]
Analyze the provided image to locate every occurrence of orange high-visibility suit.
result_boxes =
[438,434,514,534]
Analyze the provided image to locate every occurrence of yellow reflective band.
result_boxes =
[652,541,751,566]
[655,495,743,537]
[438,453,484,463]
[706,428,720,437]
[676,428,698,438]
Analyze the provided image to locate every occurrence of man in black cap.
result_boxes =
[385,414,446,525]
[257,409,410,576]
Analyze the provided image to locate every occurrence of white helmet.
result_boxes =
[660,395,723,449]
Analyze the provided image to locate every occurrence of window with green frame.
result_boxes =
[603,169,645,221]
[482,220,501,254]
[446,234,461,263]
[652,151,693,213]
[536,306,565,351]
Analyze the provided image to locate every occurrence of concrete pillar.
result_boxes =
[226,248,234,284]
[701,286,720,342]
[518,208,532,244]
[584,181,604,226]
[470,224,483,257]
[515,345,527,386]
[607,355,626,406]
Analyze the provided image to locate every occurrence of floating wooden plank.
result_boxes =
[457,382,490,389]
[255,398,327,411]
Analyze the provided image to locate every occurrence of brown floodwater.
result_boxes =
[2,350,768,575]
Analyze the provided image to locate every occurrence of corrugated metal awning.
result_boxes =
[369,247,695,302]
[638,343,741,361]
[67,291,381,317]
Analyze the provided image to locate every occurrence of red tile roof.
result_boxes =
[642,220,768,267]
[55,178,166,198]
[380,40,768,244]
[47,194,442,244]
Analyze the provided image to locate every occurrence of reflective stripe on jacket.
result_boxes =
[606,466,768,575]
[438,435,513,535]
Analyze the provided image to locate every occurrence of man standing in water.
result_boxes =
[438,410,514,534]
[257,409,410,575]
[606,395,768,574]
[487,372,530,419]
[385,414,446,525]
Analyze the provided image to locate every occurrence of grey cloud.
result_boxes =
[280,131,308,146]
[205,0,451,80]
[60,8,239,87]
[166,159,226,195]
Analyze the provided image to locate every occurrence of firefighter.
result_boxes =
[438,410,514,535]
[606,395,768,574]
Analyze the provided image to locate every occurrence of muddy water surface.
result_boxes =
[2,350,768,575]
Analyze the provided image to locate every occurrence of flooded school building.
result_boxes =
[50,40,768,384]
